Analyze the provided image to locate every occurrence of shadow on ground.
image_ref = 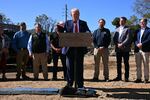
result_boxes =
[89,87,150,99]
[5,65,63,73]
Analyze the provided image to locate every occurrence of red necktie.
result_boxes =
[75,23,78,33]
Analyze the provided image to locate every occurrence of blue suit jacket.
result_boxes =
[62,20,90,55]
[134,27,150,52]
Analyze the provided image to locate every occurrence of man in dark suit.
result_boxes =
[134,18,150,83]
[113,17,132,82]
[63,8,90,88]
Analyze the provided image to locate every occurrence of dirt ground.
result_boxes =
[0,55,150,100]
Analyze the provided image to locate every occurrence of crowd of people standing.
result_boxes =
[0,8,150,89]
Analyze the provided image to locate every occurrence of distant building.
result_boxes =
[0,15,19,32]
[0,23,20,32]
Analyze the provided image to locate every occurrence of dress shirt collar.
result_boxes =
[20,30,26,32]
[73,20,79,23]
[99,27,104,30]
[120,25,125,29]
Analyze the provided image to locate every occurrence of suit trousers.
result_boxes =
[32,53,48,80]
[116,52,129,79]
[0,53,7,75]
[52,52,66,79]
[93,48,109,79]
[16,49,29,77]
[66,48,84,88]
[135,50,149,80]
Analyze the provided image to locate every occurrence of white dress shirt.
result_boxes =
[139,28,145,43]
[119,25,124,38]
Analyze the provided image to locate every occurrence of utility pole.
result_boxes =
[0,15,3,23]
[65,4,68,22]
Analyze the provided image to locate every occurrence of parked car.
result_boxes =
[4,29,16,64]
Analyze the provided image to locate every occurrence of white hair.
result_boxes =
[35,23,41,28]
[57,21,64,26]
[71,8,80,14]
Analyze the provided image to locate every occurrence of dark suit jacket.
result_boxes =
[62,19,90,55]
[134,27,150,52]
[113,26,132,52]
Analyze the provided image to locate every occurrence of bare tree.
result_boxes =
[49,18,57,33]
[35,14,56,33]
[133,0,150,18]
[0,13,12,24]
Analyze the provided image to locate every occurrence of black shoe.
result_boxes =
[104,78,109,82]
[134,79,142,83]
[92,77,98,81]
[33,78,39,81]
[22,75,30,80]
[52,77,57,81]
[125,79,129,82]
[61,76,67,81]
[59,84,76,95]
[16,76,21,80]
[144,79,148,83]
[113,77,121,81]
[2,75,7,81]
[44,78,49,81]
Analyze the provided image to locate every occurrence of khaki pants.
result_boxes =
[16,49,29,77]
[93,48,109,79]
[135,50,150,80]
[32,53,48,79]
